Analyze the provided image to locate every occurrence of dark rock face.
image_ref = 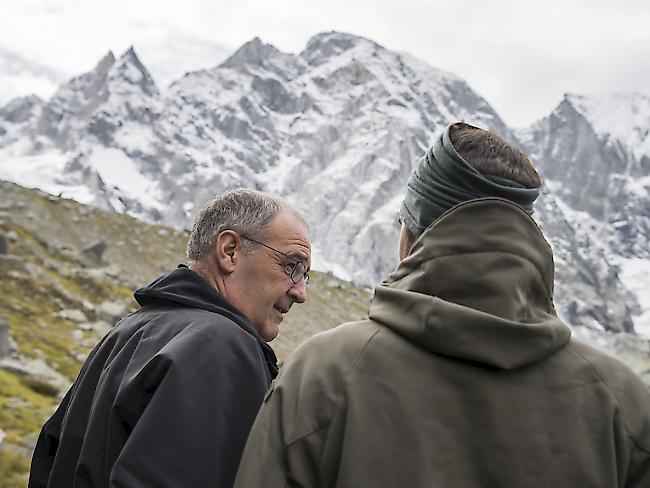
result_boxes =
[0,317,10,358]
[80,241,108,267]
[251,76,298,114]
[116,47,159,98]
[0,95,44,123]
[523,98,630,220]
[534,189,638,333]
[36,52,115,149]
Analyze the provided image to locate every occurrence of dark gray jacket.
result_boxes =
[30,266,277,488]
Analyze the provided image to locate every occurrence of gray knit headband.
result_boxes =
[400,125,541,236]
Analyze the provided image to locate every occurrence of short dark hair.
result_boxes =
[448,122,541,189]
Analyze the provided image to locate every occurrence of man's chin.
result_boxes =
[262,328,280,342]
[260,318,281,342]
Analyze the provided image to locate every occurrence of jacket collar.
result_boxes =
[369,198,571,370]
[135,265,278,378]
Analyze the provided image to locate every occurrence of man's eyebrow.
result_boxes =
[285,252,305,261]
[284,251,309,264]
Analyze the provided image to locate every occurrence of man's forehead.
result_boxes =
[265,212,311,259]
[266,212,309,237]
[279,236,311,261]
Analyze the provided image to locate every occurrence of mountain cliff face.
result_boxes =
[0,95,43,146]
[0,32,648,359]
[517,93,650,339]
[519,93,650,259]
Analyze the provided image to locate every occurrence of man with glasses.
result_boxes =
[30,189,310,488]
[234,123,650,487]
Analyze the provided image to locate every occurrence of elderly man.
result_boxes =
[29,189,310,488]
[234,123,650,487]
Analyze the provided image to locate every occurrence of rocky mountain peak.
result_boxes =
[54,50,115,102]
[219,37,304,81]
[221,37,281,69]
[561,92,650,162]
[96,51,116,74]
[108,46,159,98]
[34,51,116,148]
[301,31,378,66]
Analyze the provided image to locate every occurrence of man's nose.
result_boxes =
[288,278,307,303]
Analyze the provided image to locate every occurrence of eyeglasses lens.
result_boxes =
[291,262,309,284]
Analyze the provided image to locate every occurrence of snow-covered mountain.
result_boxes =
[0,32,648,359]
[519,93,650,259]
[0,32,510,280]
[516,93,650,341]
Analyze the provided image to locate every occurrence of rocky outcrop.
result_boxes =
[79,240,108,267]
[0,356,70,393]
[96,301,129,324]
[0,316,10,358]
[0,94,43,124]
[56,309,88,323]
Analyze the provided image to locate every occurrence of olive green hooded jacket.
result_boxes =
[234,199,650,488]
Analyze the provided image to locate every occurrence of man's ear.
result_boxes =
[399,222,416,262]
[214,230,240,274]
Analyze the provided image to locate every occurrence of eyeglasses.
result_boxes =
[240,235,310,285]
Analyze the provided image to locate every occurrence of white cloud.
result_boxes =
[0,71,57,105]
[0,47,65,105]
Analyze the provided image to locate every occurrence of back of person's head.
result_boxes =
[186,189,308,262]
[399,122,542,239]
[448,122,540,189]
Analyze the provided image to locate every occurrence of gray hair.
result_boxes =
[186,188,308,261]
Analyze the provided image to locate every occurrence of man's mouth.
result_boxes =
[273,305,289,314]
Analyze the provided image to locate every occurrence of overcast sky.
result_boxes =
[0,0,648,127]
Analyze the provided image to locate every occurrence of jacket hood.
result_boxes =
[369,198,571,370]
[135,265,278,377]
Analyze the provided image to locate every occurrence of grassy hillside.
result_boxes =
[0,181,371,487]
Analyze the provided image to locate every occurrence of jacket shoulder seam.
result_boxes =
[285,325,382,446]
[568,344,650,453]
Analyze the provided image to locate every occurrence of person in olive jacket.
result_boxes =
[234,123,650,488]
[29,189,311,488]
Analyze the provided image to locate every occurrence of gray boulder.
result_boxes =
[57,309,88,323]
[0,316,10,358]
[96,301,130,324]
[80,240,108,267]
